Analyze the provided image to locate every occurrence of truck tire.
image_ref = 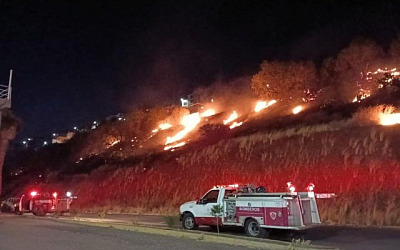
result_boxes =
[34,206,46,216]
[244,218,268,238]
[14,206,22,215]
[182,213,198,230]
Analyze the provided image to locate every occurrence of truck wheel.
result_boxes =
[182,213,198,230]
[244,218,268,238]
[35,206,46,216]
[14,206,22,215]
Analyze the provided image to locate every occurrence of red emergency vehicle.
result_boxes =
[15,190,76,216]
[180,183,335,238]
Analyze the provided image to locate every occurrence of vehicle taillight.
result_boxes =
[52,192,58,198]
[66,191,72,197]
[30,191,38,197]
[287,201,291,215]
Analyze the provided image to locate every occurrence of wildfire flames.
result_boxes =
[254,100,277,112]
[159,123,172,130]
[292,105,303,114]
[164,142,186,151]
[352,93,370,103]
[229,121,243,129]
[201,109,216,117]
[223,111,238,125]
[379,107,400,126]
[165,112,201,146]
[367,68,400,78]
[353,67,400,102]
[152,122,173,133]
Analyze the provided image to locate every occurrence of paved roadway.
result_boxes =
[0,214,250,250]
[2,213,400,250]
[71,213,400,250]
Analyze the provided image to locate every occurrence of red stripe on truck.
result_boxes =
[236,207,289,227]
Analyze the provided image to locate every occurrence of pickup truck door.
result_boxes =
[193,189,222,225]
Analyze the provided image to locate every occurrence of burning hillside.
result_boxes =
[4,37,400,228]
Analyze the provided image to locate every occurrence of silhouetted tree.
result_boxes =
[251,61,317,102]
[334,38,384,100]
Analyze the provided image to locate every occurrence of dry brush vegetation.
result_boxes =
[71,118,400,227]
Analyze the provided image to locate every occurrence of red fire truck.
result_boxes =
[180,183,335,238]
[15,190,76,216]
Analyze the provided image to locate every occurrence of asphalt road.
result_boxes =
[0,214,250,250]
[72,213,400,250]
[2,213,400,250]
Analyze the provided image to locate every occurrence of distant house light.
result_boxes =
[43,141,48,146]
[22,141,27,145]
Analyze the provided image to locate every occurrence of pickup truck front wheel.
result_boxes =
[182,213,198,230]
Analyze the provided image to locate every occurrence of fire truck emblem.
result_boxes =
[270,212,277,220]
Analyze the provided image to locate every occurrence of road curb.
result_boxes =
[59,217,337,250]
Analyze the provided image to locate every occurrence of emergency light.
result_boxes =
[307,183,315,192]
[286,182,296,193]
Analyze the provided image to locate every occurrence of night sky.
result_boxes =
[1,0,400,138]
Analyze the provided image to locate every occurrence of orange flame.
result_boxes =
[164,142,186,151]
[292,105,303,114]
[229,121,243,129]
[379,107,400,125]
[254,100,277,112]
[152,122,173,133]
[159,123,172,130]
[223,111,238,125]
[201,109,216,117]
[165,113,201,145]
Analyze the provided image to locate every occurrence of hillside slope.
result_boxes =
[71,121,400,226]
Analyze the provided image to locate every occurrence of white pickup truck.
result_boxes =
[180,184,330,238]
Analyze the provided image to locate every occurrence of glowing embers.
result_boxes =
[254,100,277,112]
[352,93,371,103]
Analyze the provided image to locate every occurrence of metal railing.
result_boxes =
[0,84,10,100]
[0,70,12,109]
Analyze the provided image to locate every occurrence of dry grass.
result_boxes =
[71,121,400,227]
